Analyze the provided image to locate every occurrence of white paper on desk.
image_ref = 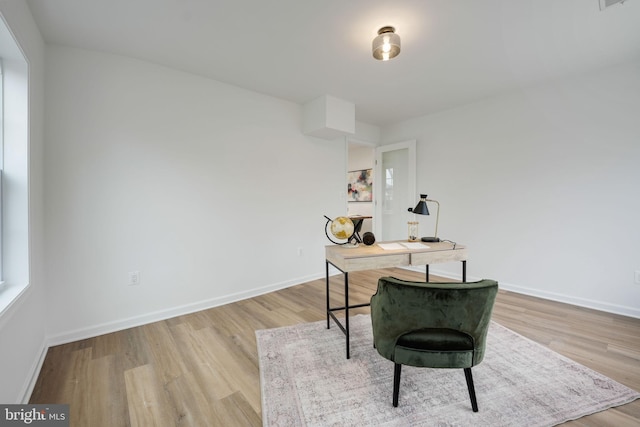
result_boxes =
[378,243,405,250]
[400,242,430,250]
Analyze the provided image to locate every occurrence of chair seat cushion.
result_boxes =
[394,328,475,368]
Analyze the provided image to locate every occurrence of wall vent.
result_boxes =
[599,0,629,10]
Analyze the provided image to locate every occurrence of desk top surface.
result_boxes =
[325,240,465,259]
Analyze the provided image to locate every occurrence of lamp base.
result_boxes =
[421,237,440,242]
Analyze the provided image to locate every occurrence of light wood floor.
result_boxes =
[30,269,640,426]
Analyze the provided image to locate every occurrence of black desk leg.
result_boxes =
[427,262,465,282]
[462,260,467,282]
[325,261,330,329]
[324,260,372,359]
[345,272,350,359]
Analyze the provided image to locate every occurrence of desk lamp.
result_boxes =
[408,194,440,242]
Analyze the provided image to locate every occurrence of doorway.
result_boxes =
[346,139,375,237]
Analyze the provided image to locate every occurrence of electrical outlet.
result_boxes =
[635,270,640,285]
[128,271,140,286]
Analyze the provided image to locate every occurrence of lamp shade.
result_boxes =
[411,194,430,215]
[372,26,401,61]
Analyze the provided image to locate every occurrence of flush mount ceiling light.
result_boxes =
[372,26,401,61]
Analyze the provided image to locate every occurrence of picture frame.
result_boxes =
[347,168,373,202]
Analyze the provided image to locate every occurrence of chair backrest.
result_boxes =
[370,277,498,365]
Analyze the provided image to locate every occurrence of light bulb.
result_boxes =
[372,26,401,61]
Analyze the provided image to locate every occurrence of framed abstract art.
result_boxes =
[347,169,373,202]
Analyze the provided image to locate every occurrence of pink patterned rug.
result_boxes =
[257,314,639,426]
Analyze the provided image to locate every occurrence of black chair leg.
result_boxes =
[393,363,402,407]
[464,368,479,412]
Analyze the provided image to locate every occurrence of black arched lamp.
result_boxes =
[408,194,440,242]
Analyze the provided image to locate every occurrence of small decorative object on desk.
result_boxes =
[408,221,419,241]
[362,231,375,246]
[323,215,357,246]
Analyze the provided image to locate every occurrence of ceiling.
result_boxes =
[26,0,640,126]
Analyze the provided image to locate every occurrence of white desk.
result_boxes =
[325,241,468,358]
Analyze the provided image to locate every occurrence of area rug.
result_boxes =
[256,314,639,426]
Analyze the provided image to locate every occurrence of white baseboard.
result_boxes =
[46,272,325,347]
[46,266,640,347]
[408,265,640,319]
[20,341,48,404]
[496,282,640,319]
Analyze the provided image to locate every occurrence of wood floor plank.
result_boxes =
[208,391,261,426]
[195,324,262,414]
[29,345,75,404]
[169,322,236,401]
[141,322,189,385]
[67,348,93,426]
[114,327,152,373]
[124,364,174,427]
[88,355,129,427]
[163,370,218,426]
[29,268,640,426]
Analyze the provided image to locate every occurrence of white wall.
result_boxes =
[0,1,46,403]
[45,47,345,342]
[43,46,347,342]
[382,61,640,317]
[348,144,375,172]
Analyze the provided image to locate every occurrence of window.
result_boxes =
[384,167,394,210]
[0,59,5,291]
[0,59,4,289]
[0,18,30,314]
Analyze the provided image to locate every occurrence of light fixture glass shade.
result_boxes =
[372,26,401,61]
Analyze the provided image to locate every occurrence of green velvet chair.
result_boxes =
[370,277,498,410]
